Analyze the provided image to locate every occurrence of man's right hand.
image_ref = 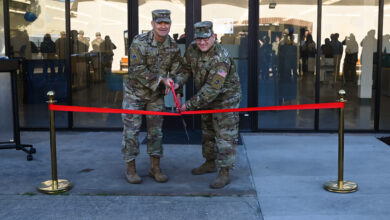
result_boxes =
[161,77,173,88]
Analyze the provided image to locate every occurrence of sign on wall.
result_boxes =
[213,18,234,34]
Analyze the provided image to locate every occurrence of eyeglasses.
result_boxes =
[196,37,211,43]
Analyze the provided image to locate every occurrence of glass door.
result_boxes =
[202,0,250,129]
[319,0,378,130]
[9,0,68,128]
[258,0,317,130]
[70,0,127,128]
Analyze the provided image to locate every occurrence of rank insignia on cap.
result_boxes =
[218,69,227,78]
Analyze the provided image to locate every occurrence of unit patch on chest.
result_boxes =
[130,48,142,65]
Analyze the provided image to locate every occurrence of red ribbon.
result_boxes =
[49,104,181,116]
[49,102,344,116]
[170,81,181,113]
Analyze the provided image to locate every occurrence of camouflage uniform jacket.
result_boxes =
[126,31,182,99]
[176,41,241,110]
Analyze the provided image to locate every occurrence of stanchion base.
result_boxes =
[37,179,72,194]
[324,180,358,193]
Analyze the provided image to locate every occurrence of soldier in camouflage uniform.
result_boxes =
[174,21,241,189]
[122,9,181,184]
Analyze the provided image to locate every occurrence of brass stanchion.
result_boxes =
[324,90,358,193]
[37,91,72,194]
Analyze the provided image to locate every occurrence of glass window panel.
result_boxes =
[9,0,67,128]
[0,0,5,56]
[202,0,249,109]
[258,0,317,129]
[71,0,127,127]
[379,1,390,130]
[319,0,378,130]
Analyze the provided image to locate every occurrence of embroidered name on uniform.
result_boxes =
[166,48,180,52]
[217,69,227,78]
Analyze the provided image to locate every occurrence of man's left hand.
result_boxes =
[180,103,186,112]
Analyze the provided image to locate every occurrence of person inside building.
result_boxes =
[55,31,66,74]
[40,33,56,74]
[342,33,358,84]
[100,35,117,73]
[91,32,104,81]
[330,33,343,82]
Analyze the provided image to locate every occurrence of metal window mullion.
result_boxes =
[66,0,73,128]
[249,0,259,131]
[375,0,384,131]
[315,0,322,130]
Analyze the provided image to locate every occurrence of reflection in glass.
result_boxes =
[0,0,5,56]
[9,0,67,128]
[202,0,249,108]
[379,3,390,130]
[320,0,378,130]
[258,1,317,129]
[70,0,126,127]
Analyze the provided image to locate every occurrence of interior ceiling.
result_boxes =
[139,0,388,7]
[74,0,390,7]
[260,0,381,6]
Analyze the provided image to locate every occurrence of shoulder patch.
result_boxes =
[211,74,225,90]
[217,69,227,78]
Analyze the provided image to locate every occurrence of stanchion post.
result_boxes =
[37,91,72,194]
[324,90,358,193]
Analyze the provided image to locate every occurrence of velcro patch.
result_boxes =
[130,48,142,65]
[217,69,227,78]
[165,48,180,52]
[211,74,225,90]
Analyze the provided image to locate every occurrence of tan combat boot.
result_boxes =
[191,159,217,175]
[149,156,168,183]
[125,160,142,184]
[210,167,230,189]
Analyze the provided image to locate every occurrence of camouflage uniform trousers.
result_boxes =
[201,109,240,168]
[122,91,164,162]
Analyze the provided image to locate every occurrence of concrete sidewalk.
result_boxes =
[1,132,390,219]
[244,133,390,220]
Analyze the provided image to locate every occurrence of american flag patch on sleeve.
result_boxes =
[217,69,227,78]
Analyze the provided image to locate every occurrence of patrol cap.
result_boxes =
[95,32,101,36]
[60,31,66,35]
[152,9,171,23]
[79,30,84,35]
[194,21,213,39]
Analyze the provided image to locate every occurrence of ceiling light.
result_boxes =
[323,0,341,5]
